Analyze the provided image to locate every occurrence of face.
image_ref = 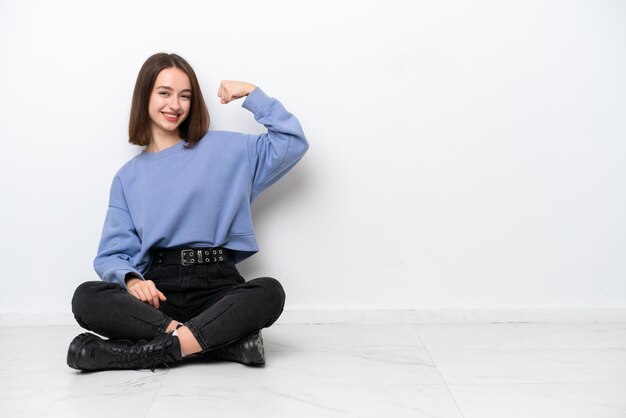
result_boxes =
[148,67,192,139]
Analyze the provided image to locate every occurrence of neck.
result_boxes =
[146,131,182,153]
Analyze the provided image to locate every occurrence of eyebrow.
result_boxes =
[155,86,192,93]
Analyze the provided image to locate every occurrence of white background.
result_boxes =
[0,0,624,319]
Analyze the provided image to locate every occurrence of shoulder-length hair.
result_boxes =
[129,53,209,149]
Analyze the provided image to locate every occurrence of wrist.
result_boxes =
[125,273,142,287]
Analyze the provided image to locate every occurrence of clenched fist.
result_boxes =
[218,80,257,104]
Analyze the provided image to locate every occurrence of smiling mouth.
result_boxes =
[162,112,180,122]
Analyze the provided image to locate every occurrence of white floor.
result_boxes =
[1,323,625,417]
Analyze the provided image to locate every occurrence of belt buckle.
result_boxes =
[180,249,196,266]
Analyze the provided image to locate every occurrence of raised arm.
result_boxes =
[239,85,309,201]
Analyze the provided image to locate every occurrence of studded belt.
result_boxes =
[151,247,232,266]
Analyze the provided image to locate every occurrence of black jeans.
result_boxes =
[71,258,285,352]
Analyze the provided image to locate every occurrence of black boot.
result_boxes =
[67,332,183,372]
[201,330,265,367]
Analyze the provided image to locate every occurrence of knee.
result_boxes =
[71,281,115,316]
[257,277,286,308]
[255,277,286,326]
[71,282,95,316]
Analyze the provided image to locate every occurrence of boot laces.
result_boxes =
[115,336,172,371]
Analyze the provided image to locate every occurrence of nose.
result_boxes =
[168,95,182,111]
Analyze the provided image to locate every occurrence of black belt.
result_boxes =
[151,247,232,266]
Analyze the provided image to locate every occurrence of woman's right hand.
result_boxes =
[126,278,167,309]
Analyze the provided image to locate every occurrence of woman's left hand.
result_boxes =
[218,80,256,104]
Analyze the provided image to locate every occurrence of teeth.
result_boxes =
[163,113,178,118]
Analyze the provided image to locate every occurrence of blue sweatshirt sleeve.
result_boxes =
[242,87,309,202]
[93,175,144,288]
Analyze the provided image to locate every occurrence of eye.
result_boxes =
[182,95,192,100]
[158,91,169,96]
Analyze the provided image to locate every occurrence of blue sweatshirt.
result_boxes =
[93,87,309,288]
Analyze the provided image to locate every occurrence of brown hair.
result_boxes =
[128,53,209,148]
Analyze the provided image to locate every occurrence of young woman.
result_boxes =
[67,53,308,371]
